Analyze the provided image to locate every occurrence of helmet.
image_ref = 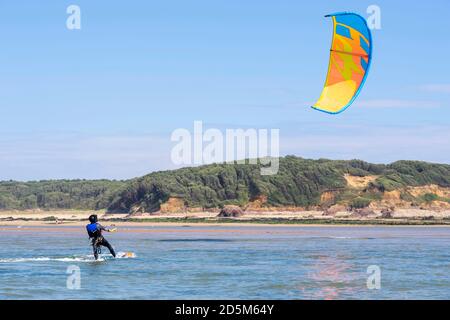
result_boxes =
[88,214,98,223]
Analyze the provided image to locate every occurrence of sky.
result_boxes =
[1,0,450,181]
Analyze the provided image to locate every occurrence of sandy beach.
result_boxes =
[2,209,450,227]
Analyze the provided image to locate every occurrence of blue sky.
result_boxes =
[1,0,450,180]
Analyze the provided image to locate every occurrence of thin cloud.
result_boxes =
[280,125,450,165]
[356,99,441,108]
[0,133,175,181]
[421,84,450,93]
[2,124,450,181]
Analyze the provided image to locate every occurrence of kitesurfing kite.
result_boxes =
[312,12,372,114]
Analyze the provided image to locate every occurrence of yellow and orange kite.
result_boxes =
[312,12,372,114]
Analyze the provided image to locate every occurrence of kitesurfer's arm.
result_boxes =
[97,223,116,232]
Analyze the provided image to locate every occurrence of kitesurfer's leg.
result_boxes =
[101,238,116,257]
[92,244,99,260]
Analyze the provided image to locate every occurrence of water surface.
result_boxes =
[1,225,450,299]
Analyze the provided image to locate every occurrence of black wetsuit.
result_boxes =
[86,223,116,260]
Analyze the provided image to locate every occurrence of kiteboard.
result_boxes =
[116,251,136,258]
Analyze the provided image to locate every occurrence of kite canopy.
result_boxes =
[312,12,372,114]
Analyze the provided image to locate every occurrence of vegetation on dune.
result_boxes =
[349,197,372,209]
[106,157,450,213]
[420,192,450,204]
[106,157,383,213]
[1,157,450,213]
[0,180,125,210]
[369,161,450,192]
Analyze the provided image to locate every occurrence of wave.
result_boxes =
[0,252,136,263]
[326,236,374,240]
[0,256,96,263]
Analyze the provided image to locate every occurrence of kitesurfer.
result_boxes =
[86,214,116,260]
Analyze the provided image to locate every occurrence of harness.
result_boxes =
[92,236,104,246]
[92,237,104,255]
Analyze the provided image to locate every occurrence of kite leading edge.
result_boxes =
[312,12,373,114]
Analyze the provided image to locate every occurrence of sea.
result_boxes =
[1,225,450,299]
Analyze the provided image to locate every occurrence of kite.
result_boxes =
[312,12,372,114]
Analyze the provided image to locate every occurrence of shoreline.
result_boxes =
[2,217,450,228]
[2,209,450,227]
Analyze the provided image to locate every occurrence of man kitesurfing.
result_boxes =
[86,214,117,260]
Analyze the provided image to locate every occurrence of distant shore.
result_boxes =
[1,209,450,227]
